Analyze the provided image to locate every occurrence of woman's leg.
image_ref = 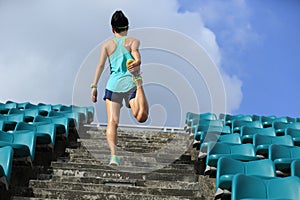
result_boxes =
[129,80,149,123]
[105,99,121,156]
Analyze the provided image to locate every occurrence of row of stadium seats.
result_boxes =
[0,101,94,191]
[186,112,300,200]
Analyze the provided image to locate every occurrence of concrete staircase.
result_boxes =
[9,126,215,200]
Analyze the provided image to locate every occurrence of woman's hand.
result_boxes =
[91,88,98,103]
[127,60,141,74]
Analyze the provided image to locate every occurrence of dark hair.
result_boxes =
[111,10,129,33]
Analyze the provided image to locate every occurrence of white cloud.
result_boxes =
[0,0,243,125]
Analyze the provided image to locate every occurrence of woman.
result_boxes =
[90,10,149,166]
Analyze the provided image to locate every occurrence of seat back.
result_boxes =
[15,122,36,132]
[208,143,255,157]
[254,134,294,147]
[232,120,262,133]
[230,143,255,156]
[291,160,300,177]
[286,127,300,138]
[269,144,300,161]
[245,159,276,177]
[0,120,4,131]
[241,126,276,137]
[202,133,241,147]
[0,146,14,184]
[273,121,291,130]
[217,157,275,189]
[232,175,300,200]
[0,131,14,143]
[232,174,267,200]
[268,176,300,199]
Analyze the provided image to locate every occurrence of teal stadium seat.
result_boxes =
[193,125,230,148]
[189,119,224,135]
[261,115,285,128]
[232,120,262,134]
[198,133,241,159]
[253,134,294,157]
[251,114,261,122]
[291,160,300,178]
[240,127,276,144]
[48,110,79,131]
[186,112,217,124]
[286,127,300,146]
[51,104,63,111]
[269,144,300,174]
[15,122,56,149]
[216,157,275,196]
[8,108,40,123]
[185,112,218,133]
[205,143,258,173]
[0,130,36,162]
[34,115,69,139]
[223,114,252,128]
[37,103,52,116]
[16,102,30,110]
[273,121,300,136]
[0,113,25,131]
[60,105,87,125]
[0,102,16,114]
[0,146,14,190]
[231,174,300,200]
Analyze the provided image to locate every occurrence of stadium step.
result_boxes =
[9,126,215,199]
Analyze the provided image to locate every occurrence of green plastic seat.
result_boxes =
[240,127,276,144]
[232,120,262,134]
[48,110,79,131]
[0,146,14,189]
[0,103,16,114]
[231,174,300,200]
[286,127,300,146]
[186,112,217,124]
[16,102,30,110]
[0,113,24,132]
[254,134,294,157]
[224,114,252,128]
[87,106,95,124]
[51,104,62,112]
[0,130,36,161]
[60,106,87,125]
[216,157,275,193]
[193,125,230,148]
[261,115,284,128]
[273,121,300,136]
[291,160,300,178]
[269,144,300,173]
[189,119,224,135]
[8,108,39,123]
[34,115,69,138]
[15,122,56,148]
[206,143,258,170]
[198,133,241,158]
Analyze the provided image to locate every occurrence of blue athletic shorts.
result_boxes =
[103,87,136,108]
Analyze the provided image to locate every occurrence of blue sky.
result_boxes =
[0,0,299,126]
[179,0,300,118]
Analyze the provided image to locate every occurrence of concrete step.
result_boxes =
[30,188,202,200]
[53,160,195,171]
[29,180,202,197]
[8,126,215,199]
[50,162,195,176]
[12,197,58,200]
[51,166,198,182]
[47,175,200,190]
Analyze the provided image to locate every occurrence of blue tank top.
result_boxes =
[106,36,136,92]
